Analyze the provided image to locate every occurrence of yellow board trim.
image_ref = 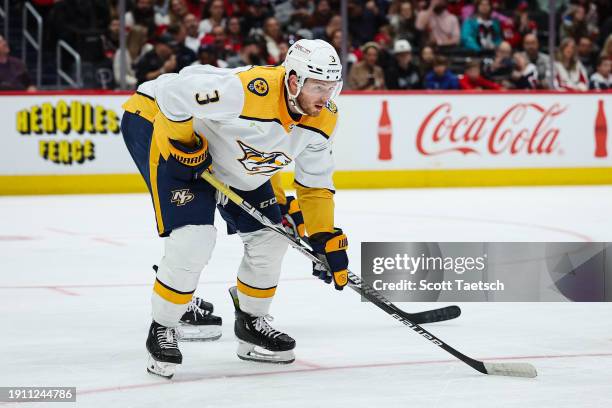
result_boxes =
[153,280,194,305]
[2,167,612,196]
[236,279,277,299]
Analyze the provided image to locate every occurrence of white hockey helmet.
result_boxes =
[283,39,342,114]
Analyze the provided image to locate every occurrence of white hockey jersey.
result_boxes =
[134,64,339,192]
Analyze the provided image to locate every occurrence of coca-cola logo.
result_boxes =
[416,103,567,156]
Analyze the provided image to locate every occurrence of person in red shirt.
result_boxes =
[459,58,502,90]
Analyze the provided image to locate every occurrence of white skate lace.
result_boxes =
[185,298,208,319]
[156,326,179,350]
[253,315,283,339]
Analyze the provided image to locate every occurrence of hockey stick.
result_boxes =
[201,172,537,378]
[205,173,458,324]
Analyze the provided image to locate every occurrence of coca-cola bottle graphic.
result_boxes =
[378,100,392,160]
[595,99,607,158]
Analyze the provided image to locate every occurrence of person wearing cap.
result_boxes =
[121,39,348,377]
[135,33,178,85]
[225,36,265,67]
[347,41,386,90]
[385,39,422,90]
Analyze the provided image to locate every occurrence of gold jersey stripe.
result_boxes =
[153,278,194,305]
[236,278,277,299]
[148,137,165,236]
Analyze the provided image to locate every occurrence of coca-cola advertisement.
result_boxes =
[334,93,612,173]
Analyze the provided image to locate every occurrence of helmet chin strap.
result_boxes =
[285,76,307,116]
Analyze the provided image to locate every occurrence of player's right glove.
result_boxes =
[279,196,305,239]
[309,228,349,290]
[166,132,212,182]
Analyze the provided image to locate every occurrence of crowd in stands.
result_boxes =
[0,0,611,91]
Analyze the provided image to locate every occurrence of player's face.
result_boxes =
[297,79,340,116]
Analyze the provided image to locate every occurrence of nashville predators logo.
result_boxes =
[247,78,269,96]
[325,100,338,114]
[170,189,195,206]
[237,140,292,175]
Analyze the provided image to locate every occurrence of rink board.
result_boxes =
[0,90,610,194]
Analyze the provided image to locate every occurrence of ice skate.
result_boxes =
[146,321,182,379]
[229,286,295,364]
[177,296,223,341]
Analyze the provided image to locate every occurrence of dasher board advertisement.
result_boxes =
[334,92,612,170]
[0,91,610,194]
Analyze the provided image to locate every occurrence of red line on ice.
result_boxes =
[46,286,80,296]
[72,352,612,398]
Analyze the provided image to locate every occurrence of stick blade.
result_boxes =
[484,362,538,378]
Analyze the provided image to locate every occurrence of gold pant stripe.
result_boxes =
[148,139,165,236]
[153,279,194,305]
[236,279,277,299]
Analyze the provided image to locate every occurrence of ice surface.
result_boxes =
[1,186,611,407]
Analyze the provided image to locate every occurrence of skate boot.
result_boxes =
[229,286,295,364]
[146,321,182,379]
[177,296,223,341]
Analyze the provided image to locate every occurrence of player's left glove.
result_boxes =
[279,196,305,239]
[309,228,349,290]
[166,132,212,182]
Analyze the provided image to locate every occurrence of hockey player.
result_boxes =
[120,39,349,378]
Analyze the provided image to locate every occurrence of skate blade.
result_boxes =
[146,355,178,379]
[237,341,295,364]
[177,324,222,342]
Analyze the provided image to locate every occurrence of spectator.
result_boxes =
[385,39,422,89]
[510,51,538,89]
[125,0,166,37]
[243,0,274,35]
[227,16,244,52]
[551,38,589,91]
[601,34,612,61]
[388,1,420,47]
[506,1,537,48]
[424,55,459,89]
[589,57,611,90]
[183,13,203,53]
[314,14,342,42]
[483,41,513,84]
[199,0,226,35]
[459,58,502,89]
[561,4,598,42]
[415,0,460,47]
[113,25,150,89]
[0,35,35,91]
[461,0,502,52]
[226,37,266,67]
[263,17,284,63]
[308,0,334,31]
[521,33,550,82]
[201,25,233,62]
[347,42,386,90]
[168,0,190,26]
[167,23,197,70]
[135,33,177,85]
[418,45,435,78]
[348,0,387,46]
[577,36,597,74]
[102,18,121,59]
[193,44,224,67]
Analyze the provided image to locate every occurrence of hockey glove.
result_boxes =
[166,132,212,181]
[279,196,305,239]
[309,228,349,290]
